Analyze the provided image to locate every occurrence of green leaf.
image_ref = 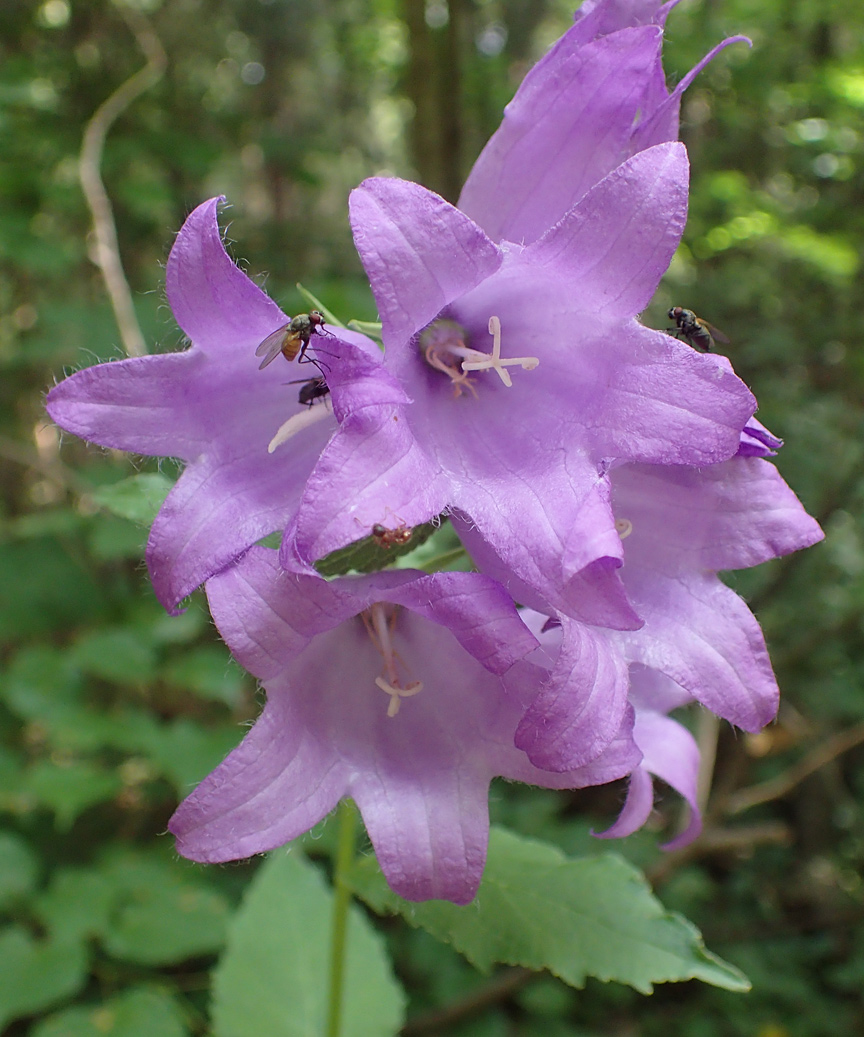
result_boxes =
[295,283,344,327]
[31,987,189,1037]
[138,718,242,792]
[212,851,405,1037]
[70,627,159,685]
[0,927,88,1030]
[25,760,123,828]
[315,517,443,577]
[162,646,247,705]
[0,832,39,908]
[349,827,750,995]
[90,473,174,526]
[99,851,230,965]
[35,868,117,943]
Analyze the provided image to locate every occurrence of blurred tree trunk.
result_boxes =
[401,0,466,201]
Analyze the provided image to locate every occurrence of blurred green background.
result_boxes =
[1,0,863,1034]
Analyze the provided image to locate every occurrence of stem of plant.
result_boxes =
[325,799,358,1037]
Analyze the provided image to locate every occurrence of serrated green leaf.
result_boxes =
[31,987,189,1037]
[0,832,38,908]
[315,517,443,577]
[349,827,750,995]
[26,760,122,828]
[90,473,174,526]
[212,850,405,1037]
[0,928,88,1030]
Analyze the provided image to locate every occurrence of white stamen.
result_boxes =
[459,315,539,387]
[267,398,333,453]
[615,518,633,539]
[375,676,423,717]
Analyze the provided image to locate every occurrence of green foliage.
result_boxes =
[211,851,406,1037]
[1,0,863,1033]
[351,827,749,994]
[31,988,190,1037]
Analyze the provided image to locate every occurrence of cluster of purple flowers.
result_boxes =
[48,0,822,904]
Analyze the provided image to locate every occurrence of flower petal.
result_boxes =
[350,178,502,349]
[168,687,347,862]
[635,708,702,849]
[621,571,779,731]
[166,197,288,356]
[526,142,688,319]
[459,26,663,245]
[613,457,824,575]
[515,615,631,770]
[47,352,209,459]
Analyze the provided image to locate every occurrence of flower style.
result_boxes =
[168,549,640,904]
[460,451,824,775]
[46,198,377,612]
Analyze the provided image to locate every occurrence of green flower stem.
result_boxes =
[420,545,469,573]
[326,798,359,1037]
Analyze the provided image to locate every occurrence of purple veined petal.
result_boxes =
[612,457,824,575]
[635,709,702,850]
[169,685,347,863]
[526,142,689,319]
[739,417,783,457]
[593,764,654,841]
[620,570,779,732]
[450,446,627,611]
[354,763,491,905]
[148,413,335,613]
[384,571,539,675]
[287,392,452,568]
[166,197,289,358]
[458,26,663,245]
[572,0,682,39]
[349,178,502,350]
[584,324,756,465]
[46,352,210,459]
[515,614,631,771]
[205,547,372,677]
[630,36,752,155]
[453,516,642,632]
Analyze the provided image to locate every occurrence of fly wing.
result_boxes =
[704,321,730,345]
[255,324,289,369]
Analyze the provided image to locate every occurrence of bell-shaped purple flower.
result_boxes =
[289,143,756,622]
[46,198,375,612]
[168,550,640,904]
[459,0,749,246]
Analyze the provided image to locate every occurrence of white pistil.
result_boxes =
[363,602,424,718]
[459,316,539,387]
[615,518,633,539]
[375,676,423,717]
[267,398,333,454]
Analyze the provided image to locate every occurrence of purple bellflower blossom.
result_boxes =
[459,451,823,779]
[46,199,376,613]
[459,0,750,247]
[288,143,757,625]
[168,550,640,904]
